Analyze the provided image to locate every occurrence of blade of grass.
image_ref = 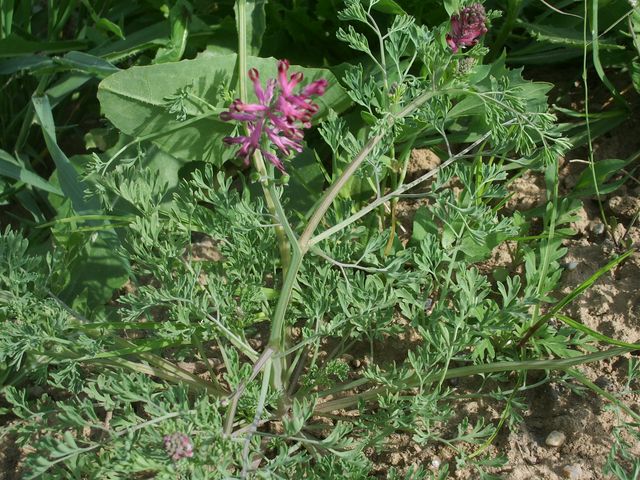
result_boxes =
[0,149,63,195]
[314,347,634,413]
[32,95,94,212]
[590,0,627,107]
[518,248,635,347]
[556,314,640,350]
[567,368,640,422]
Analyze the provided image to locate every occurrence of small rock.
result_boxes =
[431,457,441,469]
[591,222,605,235]
[594,375,613,391]
[545,430,566,447]
[608,196,640,219]
[562,464,583,479]
[565,261,578,271]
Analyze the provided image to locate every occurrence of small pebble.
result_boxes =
[545,430,566,447]
[591,222,605,235]
[562,464,583,479]
[431,457,441,469]
[565,261,578,271]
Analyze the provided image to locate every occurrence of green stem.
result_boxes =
[568,368,640,422]
[237,0,248,103]
[267,91,443,393]
[309,123,497,247]
[518,248,634,347]
[236,0,291,274]
[241,357,272,477]
[313,347,633,413]
[299,91,441,250]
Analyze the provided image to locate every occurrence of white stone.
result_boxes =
[545,430,566,447]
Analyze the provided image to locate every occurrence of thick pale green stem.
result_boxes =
[309,123,496,247]
[267,91,442,393]
[298,91,440,250]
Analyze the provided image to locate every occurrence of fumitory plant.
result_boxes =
[1,0,638,479]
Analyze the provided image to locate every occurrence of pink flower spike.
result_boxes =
[163,433,194,462]
[446,3,488,53]
[220,59,327,173]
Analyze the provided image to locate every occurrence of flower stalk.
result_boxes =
[234,0,291,274]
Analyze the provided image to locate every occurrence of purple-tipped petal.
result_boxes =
[265,128,303,155]
[248,68,266,104]
[221,111,260,122]
[302,79,328,97]
[262,149,286,172]
[278,59,304,97]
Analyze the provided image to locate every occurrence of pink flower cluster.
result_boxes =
[163,432,194,461]
[446,3,488,53]
[221,60,327,172]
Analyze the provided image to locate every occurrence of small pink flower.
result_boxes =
[163,432,194,461]
[446,3,488,53]
[221,60,327,173]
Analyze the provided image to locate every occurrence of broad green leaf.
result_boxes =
[98,54,349,166]
[371,0,406,15]
[235,0,267,56]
